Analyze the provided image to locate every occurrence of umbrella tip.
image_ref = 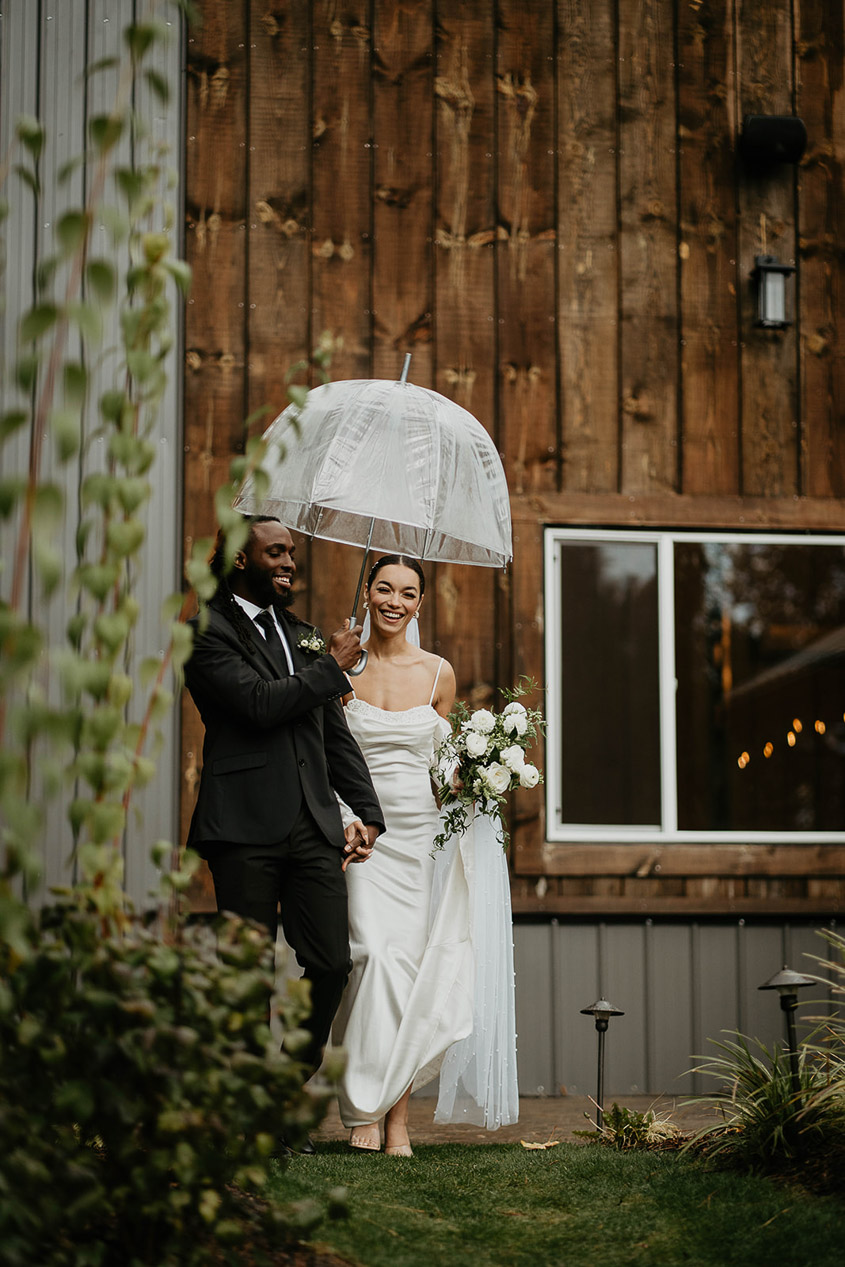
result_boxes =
[399,352,412,384]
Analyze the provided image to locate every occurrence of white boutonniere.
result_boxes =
[296,629,326,655]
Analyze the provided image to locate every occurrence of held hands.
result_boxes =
[328,618,364,672]
[342,819,379,871]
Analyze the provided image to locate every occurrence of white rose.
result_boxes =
[503,701,527,716]
[500,744,526,772]
[465,730,490,758]
[503,712,528,736]
[468,708,496,734]
[519,763,540,789]
[481,762,511,795]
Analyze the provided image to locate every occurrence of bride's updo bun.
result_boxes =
[366,554,425,595]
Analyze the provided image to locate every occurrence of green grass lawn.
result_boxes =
[270,1141,845,1267]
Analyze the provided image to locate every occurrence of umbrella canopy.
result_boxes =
[234,376,512,569]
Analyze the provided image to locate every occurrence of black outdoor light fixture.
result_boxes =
[758,964,815,1099]
[580,997,625,1131]
[739,114,804,331]
[752,255,796,329]
[740,114,808,167]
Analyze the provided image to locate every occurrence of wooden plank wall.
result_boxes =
[183,0,845,915]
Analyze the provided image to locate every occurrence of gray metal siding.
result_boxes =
[1,2,183,909]
[515,919,838,1097]
[553,922,601,1098]
[513,918,556,1096]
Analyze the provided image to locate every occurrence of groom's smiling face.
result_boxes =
[234,520,296,609]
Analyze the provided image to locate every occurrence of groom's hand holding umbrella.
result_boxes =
[327,618,365,672]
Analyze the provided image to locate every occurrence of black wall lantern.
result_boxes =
[752,254,795,329]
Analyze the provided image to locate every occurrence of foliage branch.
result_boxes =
[0,4,339,1260]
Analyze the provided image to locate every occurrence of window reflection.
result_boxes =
[675,542,845,831]
[560,542,661,826]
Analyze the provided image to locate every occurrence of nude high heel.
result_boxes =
[384,1141,413,1157]
[349,1123,381,1152]
[384,1122,413,1156]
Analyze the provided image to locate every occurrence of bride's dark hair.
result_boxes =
[366,554,425,595]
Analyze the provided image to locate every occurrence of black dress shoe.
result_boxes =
[273,1134,317,1157]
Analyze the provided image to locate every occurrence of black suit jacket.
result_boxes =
[184,597,384,854]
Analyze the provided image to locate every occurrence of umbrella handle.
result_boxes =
[347,614,368,676]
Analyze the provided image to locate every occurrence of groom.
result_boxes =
[184,514,384,1085]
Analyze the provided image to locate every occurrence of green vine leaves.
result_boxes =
[0,1,312,922]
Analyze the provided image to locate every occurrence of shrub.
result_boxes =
[685,934,845,1192]
[798,928,845,1188]
[685,1033,838,1165]
[576,1100,682,1150]
[0,898,333,1266]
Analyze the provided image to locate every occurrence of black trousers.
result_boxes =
[205,804,351,1074]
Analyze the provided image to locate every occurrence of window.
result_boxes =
[545,529,845,842]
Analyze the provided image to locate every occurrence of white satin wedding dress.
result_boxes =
[332,669,519,1131]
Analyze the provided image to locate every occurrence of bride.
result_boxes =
[331,554,518,1155]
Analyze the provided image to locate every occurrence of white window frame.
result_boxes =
[544,527,845,844]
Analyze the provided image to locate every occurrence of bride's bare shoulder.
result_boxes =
[414,647,443,667]
[412,647,454,675]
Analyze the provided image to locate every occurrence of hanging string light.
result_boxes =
[735,711,838,769]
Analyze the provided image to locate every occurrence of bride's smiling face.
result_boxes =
[367,564,422,636]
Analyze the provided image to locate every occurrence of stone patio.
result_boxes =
[314,1094,720,1146]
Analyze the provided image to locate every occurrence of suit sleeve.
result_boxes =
[323,698,386,833]
[185,621,350,730]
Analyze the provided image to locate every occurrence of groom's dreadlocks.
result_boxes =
[208,514,281,653]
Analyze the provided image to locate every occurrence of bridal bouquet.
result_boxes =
[430,678,545,852]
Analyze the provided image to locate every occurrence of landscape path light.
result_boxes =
[758,964,815,1099]
[580,997,624,1131]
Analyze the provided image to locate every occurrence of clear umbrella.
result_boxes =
[234,356,512,670]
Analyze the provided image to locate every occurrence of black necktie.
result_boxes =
[255,610,288,672]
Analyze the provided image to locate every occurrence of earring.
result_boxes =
[413,610,420,620]
[363,600,369,610]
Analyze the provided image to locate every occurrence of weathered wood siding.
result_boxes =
[1,2,184,907]
[183,1,845,915]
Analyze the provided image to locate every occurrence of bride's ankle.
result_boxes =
[384,1117,410,1143]
[384,1120,413,1156]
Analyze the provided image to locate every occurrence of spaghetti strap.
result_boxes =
[428,657,444,706]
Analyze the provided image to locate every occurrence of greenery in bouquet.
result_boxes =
[430,678,545,852]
